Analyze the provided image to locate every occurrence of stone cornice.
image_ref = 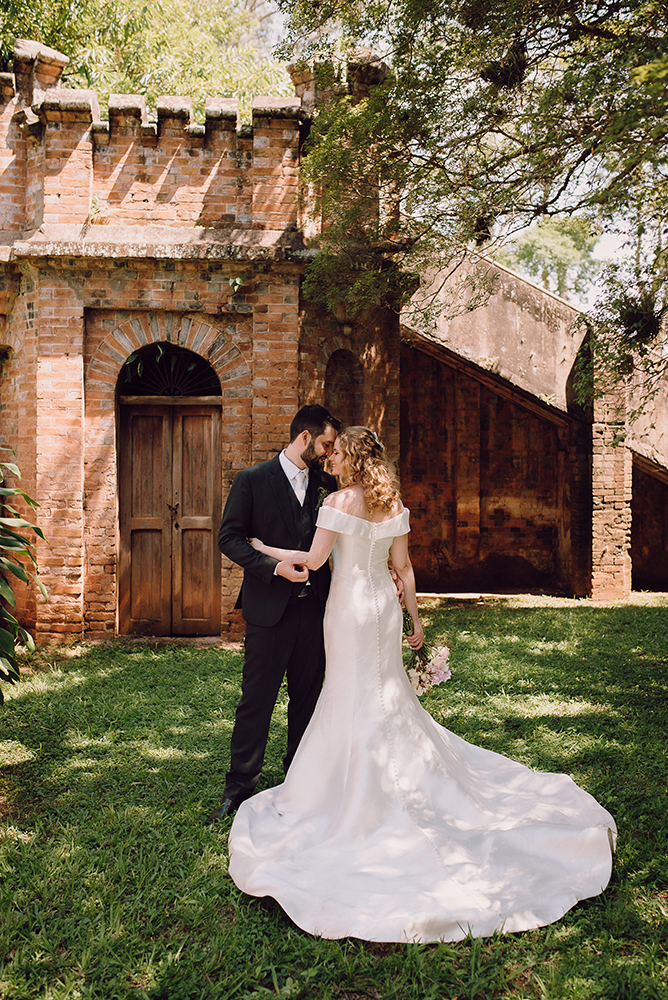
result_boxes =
[1,225,313,263]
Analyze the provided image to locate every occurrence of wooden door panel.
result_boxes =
[171,408,221,634]
[119,408,172,635]
[129,530,166,622]
[181,530,210,619]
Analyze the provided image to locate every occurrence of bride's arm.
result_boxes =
[249,526,338,570]
[389,534,424,649]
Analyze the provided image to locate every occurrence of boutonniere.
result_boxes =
[316,486,330,512]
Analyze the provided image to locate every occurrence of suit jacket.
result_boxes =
[218,453,337,627]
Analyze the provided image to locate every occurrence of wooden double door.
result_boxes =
[119,400,222,635]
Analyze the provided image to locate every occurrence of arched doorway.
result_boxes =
[117,343,222,636]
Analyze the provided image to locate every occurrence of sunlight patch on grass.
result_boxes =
[497,635,577,655]
[0,824,36,843]
[3,666,88,701]
[486,694,611,718]
[135,743,210,761]
[65,731,118,750]
[0,740,36,764]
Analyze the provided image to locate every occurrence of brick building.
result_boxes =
[1,40,667,643]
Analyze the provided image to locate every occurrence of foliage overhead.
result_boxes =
[0,451,45,704]
[277,0,668,392]
[0,0,292,116]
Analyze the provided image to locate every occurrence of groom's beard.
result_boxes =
[300,442,326,471]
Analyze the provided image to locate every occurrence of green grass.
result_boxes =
[1,594,668,999]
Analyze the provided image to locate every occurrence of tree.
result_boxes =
[0,0,292,116]
[495,216,602,303]
[276,0,668,394]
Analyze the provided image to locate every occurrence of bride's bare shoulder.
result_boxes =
[324,486,363,513]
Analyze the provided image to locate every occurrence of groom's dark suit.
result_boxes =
[218,453,337,804]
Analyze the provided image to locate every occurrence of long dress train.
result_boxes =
[229,507,616,943]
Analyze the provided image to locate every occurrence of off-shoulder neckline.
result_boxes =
[320,506,408,526]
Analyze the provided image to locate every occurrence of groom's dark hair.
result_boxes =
[290,404,341,442]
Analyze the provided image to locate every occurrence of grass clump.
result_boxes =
[1,595,668,999]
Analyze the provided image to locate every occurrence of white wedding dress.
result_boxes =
[229,507,616,943]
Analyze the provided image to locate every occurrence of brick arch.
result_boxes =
[86,311,251,393]
[82,310,253,638]
[302,330,360,400]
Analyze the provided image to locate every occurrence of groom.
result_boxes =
[206,404,341,823]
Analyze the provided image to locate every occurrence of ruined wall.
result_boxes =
[2,38,665,640]
[0,41,399,641]
[400,339,590,595]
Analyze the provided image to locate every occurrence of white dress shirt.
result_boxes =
[279,450,309,506]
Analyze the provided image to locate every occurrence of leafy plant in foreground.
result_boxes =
[0,450,46,703]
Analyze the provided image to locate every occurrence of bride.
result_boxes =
[228,426,616,943]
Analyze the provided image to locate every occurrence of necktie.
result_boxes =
[294,469,308,506]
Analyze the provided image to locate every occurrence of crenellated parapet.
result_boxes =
[0,39,306,255]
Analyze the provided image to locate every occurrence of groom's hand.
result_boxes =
[389,566,405,604]
[276,559,309,584]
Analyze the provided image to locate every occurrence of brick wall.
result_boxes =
[0,41,363,641]
[590,392,632,600]
[0,75,25,232]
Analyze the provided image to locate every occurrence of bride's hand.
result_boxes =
[406,621,424,650]
[275,558,309,583]
[249,537,265,552]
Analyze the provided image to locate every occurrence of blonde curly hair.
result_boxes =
[336,426,401,512]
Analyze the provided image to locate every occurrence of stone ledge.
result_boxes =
[14,39,70,69]
[42,88,101,120]
[8,224,309,262]
[251,96,302,118]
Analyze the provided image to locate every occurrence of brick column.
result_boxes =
[33,271,85,642]
[591,391,632,600]
[251,268,301,461]
[251,98,301,231]
[41,89,98,227]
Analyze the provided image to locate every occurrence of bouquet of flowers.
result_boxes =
[403,610,451,696]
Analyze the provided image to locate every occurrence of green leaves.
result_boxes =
[495,216,602,302]
[1,0,293,118]
[0,449,45,704]
[282,0,668,398]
